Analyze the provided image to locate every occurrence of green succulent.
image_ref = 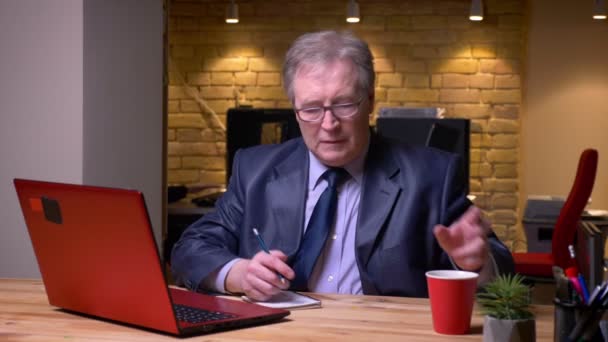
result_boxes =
[476,273,534,320]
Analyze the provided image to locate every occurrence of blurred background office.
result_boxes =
[1,0,606,282]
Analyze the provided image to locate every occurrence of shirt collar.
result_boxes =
[307,142,368,190]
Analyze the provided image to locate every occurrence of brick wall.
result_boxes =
[167,0,526,250]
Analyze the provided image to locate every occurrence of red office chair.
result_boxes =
[513,149,598,277]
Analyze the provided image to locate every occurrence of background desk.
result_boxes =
[1,279,555,341]
[165,202,212,264]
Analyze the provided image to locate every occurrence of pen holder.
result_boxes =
[553,298,604,342]
[554,299,580,342]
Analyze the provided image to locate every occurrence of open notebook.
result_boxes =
[242,291,321,310]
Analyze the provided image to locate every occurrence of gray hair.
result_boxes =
[282,30,375,103]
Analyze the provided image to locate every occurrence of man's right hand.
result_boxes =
[225,250,294,301]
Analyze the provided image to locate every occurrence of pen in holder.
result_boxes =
[554,298,605,342]
[553,264,608,341]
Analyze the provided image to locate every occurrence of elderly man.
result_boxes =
[171,30,514,301]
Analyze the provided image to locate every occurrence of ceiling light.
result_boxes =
[593,0,607,19]
[469,0,484,21]
[346,0,360,23]
[225,0,239,24]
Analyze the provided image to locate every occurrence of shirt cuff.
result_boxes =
[201,258,241,293]
[476,254,498,285]
[449,254,498,286]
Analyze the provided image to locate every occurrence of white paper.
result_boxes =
[242,291,321,310]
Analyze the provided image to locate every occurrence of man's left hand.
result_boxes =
[433,206,490,271]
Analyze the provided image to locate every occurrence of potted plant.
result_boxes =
[477,274,536,342]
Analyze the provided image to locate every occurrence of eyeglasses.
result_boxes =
[294,99,363,122]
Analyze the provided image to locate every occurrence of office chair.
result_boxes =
[512,149,598,277]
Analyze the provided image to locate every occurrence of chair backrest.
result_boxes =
[552,149,599,269]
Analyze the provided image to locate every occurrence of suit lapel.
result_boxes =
[356,136,401,268]
[265,141,308,257]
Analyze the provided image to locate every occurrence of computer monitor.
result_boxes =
[226,108,301,183]
[376,117,470,194]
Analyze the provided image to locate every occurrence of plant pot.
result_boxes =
[482,315,536,342]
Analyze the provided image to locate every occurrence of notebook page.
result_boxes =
[242,291,321,310]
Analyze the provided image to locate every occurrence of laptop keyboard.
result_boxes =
[173,304,238,324]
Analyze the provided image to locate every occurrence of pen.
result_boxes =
[567,245,590,303]
[252,228,286,284]
[569,276,585,303]
[578,274,590,304]
[569,282,608,341]
[567,245,580,275]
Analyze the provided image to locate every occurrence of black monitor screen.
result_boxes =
[226,108,301,183]
[376,117,470,194]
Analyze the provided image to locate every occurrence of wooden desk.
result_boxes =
[0,279,555,341]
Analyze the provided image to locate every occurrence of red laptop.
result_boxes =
[14,178,289,336]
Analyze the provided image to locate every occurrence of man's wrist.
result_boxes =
[201,258,241,294]
[224,259,249,294]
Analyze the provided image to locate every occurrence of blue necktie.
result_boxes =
[291,168,348,291]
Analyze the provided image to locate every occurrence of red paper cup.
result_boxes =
[426,270,479,335]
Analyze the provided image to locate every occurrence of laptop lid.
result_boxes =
[14,178,289,336]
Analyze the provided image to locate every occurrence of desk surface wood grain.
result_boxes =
[0,279,555,341]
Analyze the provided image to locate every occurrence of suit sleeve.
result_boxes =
[170,150,247,291]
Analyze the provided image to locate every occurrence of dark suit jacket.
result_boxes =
[171,134,514,297]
